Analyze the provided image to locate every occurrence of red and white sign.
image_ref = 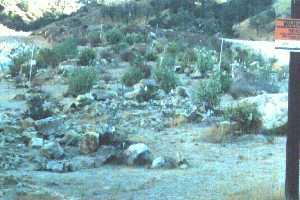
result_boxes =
[275,18,300,51]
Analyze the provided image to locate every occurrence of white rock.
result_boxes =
[241,93,287,131]
[30,137,44,148]
[125,143,152,166]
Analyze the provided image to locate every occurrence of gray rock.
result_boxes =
[41,142,64,159]
[69,156,95,171]
[46,160,65,172]
[176,86,189,98]
[151,156,177,169]
[124,143,153,166]
[35,116,65,138]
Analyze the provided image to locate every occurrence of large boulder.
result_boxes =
[241,93,287,133]
[124,143,153,166]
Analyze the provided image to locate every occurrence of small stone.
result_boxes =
[41,142,64,159]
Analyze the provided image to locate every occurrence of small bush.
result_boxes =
[26,94,53,120]
[196,48,217,76]
[78,49,96,66]
[9,50,38,79]
[224,102,262,134]
[53,38,78,62]
[154,66,179,92]
[196,78,222,110]
[36,48,60,68]
[122,66,148,87]
[67,67,97,96]
[145,48,158,61]
[87,31,103,47]
[158,54,176,68]
[213,71,232,93]
[105,28,123,44]
[178,48,198,69]
[125,33,144,45]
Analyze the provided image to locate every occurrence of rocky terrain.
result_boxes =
[0,1,290,200]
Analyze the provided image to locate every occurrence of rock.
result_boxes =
[125,79,158,102]
[35,116,65,138]
[59,130,81,146]
[95,145,123,165]
[76,93,94,106]
[46,160,65,172]
[69,156,95,171]
[20,118,35,129]
[79,132,99,154]
[176,86,189,98]
[151,156,177,169]
[240,93,287,133]
[41,142,64,159]
[229,79,257,99]
[124,143,153,166]
[91,89,117,101]
[29,137,44,148]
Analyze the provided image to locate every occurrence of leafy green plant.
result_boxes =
[67,67,97,96]
[178,48,198,69]
[105,28,123,44]
[154,66,179,93]
[213,70,233,93]
[196,78,222,110]
[224,102,262,134]
[78,49,96,66]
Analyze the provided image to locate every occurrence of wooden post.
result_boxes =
[286,1,300,199]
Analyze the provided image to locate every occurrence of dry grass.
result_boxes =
[199,123,232,143]
[226,185,284,200]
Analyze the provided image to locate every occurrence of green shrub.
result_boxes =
[158,54,176,68]
[36,48,60,68]
[178,48,198,69]
[213,71,233,93]
[67,67,97,96]
[196,48,217,76]
[154,66,179,92]
[145,48,158,61]
[122,66,146,87]
[196,78,222,110]
[87,31,103,47]
[53,38,78,62]
[9,50,37,78]
[224,102,262,134]
[26,94,53,120]
[78,49,96,66]
[105,28,123,44]
[125,33,144,45]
